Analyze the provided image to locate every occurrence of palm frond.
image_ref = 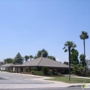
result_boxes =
[63,47,66,50]
[80,31,89,40]
[64,49,68,52]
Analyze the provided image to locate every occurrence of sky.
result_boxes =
[0,0,90,62]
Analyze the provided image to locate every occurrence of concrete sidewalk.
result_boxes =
[0,84,71,89]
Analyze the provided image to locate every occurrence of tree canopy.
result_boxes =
[29,55,33,60]
[34,49,56,60]
[79,54,86,66]
[24,55,29,62]
[80,31,89,40]
[70,49,79,66]
[63,41,76,52]
[48,56,56,61]
[64,61,68,65]
[36,49,48,58]
[4,58,14,64]
[13,53,24,64]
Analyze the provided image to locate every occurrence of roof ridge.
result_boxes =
[37,57,43,66]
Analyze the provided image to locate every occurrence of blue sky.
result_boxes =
[0,0,90,62]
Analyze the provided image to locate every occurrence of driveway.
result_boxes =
[0,71,51,84]
[0,71,83,89]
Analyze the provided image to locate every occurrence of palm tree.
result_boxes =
[24,55,29,62]
[80,31,89,66]
[29,55,33,60]
[63,41,76,81]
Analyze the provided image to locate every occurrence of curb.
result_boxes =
[68,85,82,87]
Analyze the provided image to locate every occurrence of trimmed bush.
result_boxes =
[25,67,29,72]
[33,71,44,76]
[31,70,35,74]
[52,69,58,75]
[42,67,49,75]
[30,67,37,71]
[48,69,53,75]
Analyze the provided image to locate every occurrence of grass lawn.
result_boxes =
[47,76,90,83]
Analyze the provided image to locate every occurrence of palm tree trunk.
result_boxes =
[83,39,86,66]
[68,46,71,81]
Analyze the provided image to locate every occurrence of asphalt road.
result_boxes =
[0,87,89,90]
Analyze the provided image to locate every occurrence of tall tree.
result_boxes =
[48,56,56,60]
[4,58,14,64]
[80,31,89,66]
[24,55,29,62]
[79,54,86,66]
[70,49,79,66]
[86,59,90,69]
[63,41,76,81]
[36,49,48,58]
[29,55,33,60]
[13,52,24,64]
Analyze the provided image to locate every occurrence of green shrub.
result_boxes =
[25,67,29,72]
[52,69,58,75]
[30,67,37,71]
[48,69,53,75]
[34,71,44,76]
[57,73,63,76]
[42,67,49,75]
[73,64,88,76]
[31,70,35,74]
[86,70,90,76]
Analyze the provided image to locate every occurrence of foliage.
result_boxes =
[31,70,35,74]
[86,70,90,76]
[63,41,76,81]
[36,49,48,58]
[33,71,44,76]
[34,56,38,59]
[42,67,49,75]
[48,56,56,61]
[80,31,89,67]
[80,31,89,40]
[79,54,86,66]
[4,58,14,63]
[63,41,76,52]
[48,69,53,75]
[52,69,58,75]
[25,67,29,72]
[34,49,56,61]
[63,61,69,65]
[30,67,37,71]
[86,59,90,69]
[73,64,88,76]
[24,55,29,62]
[13,53,24,64]
[29,55,33,60]
[70,49,79,66]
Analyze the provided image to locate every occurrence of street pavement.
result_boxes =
[0,87,90,90]
[0,71,87,90]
